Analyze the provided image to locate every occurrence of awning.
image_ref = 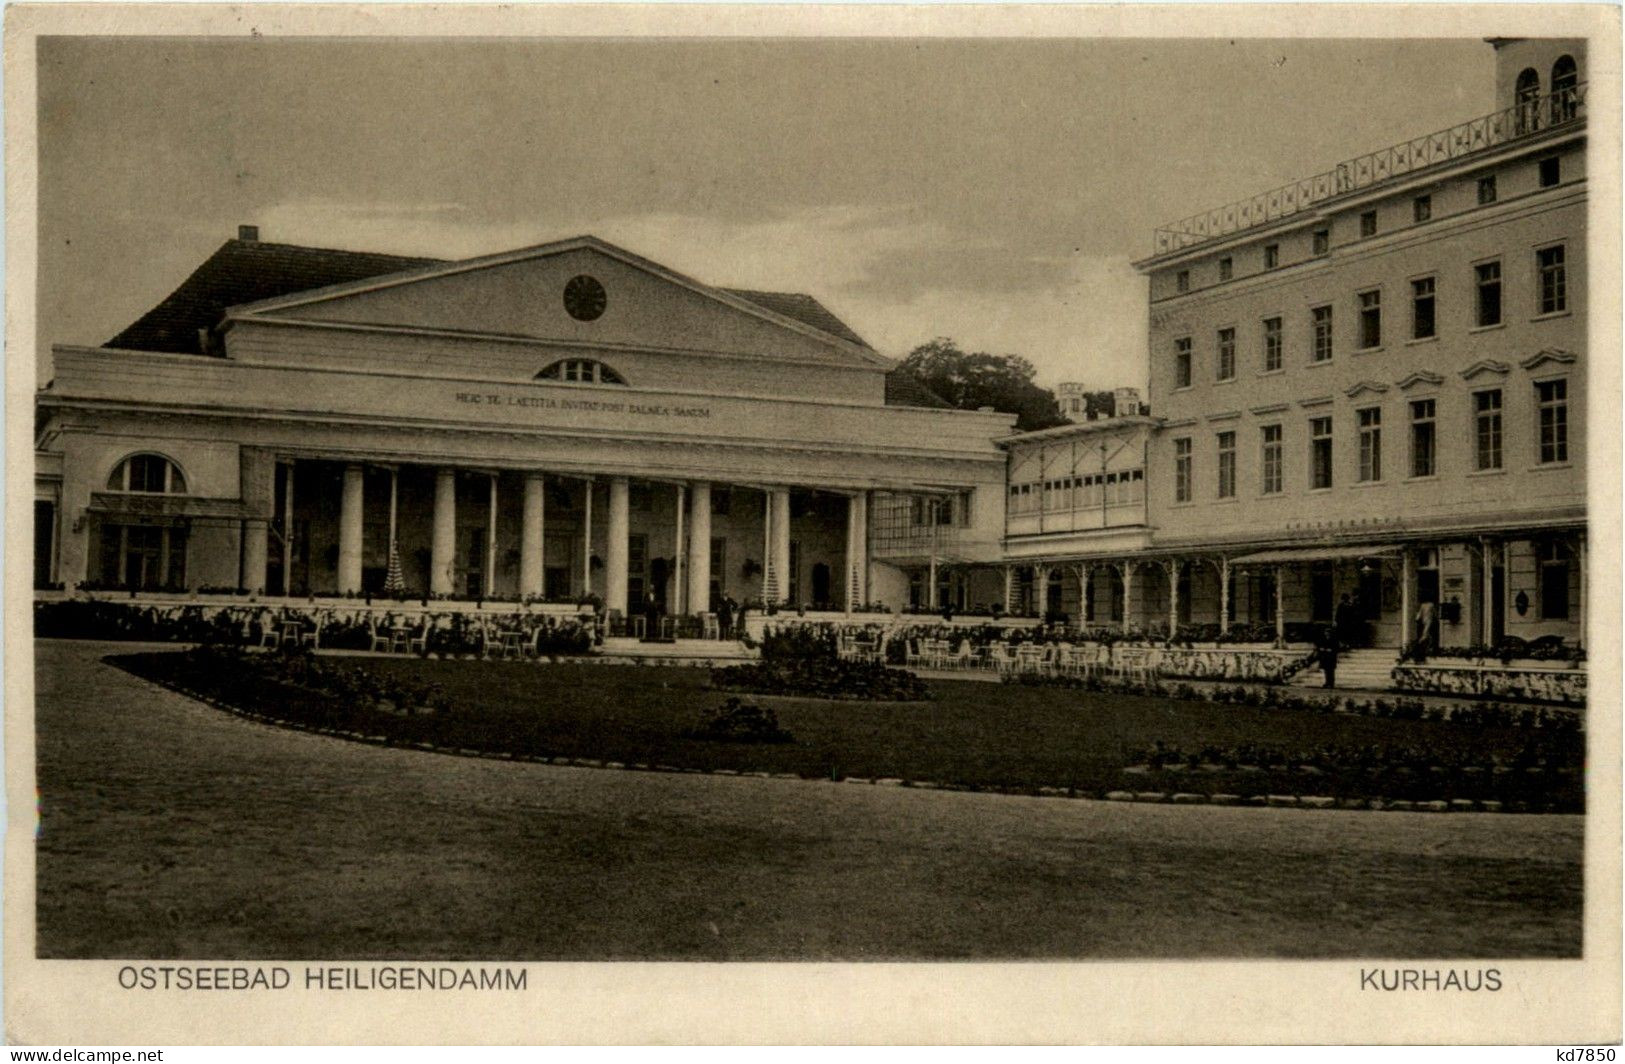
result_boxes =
[1229,544,1402,566]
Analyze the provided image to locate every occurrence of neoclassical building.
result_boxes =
[1130,37,1588,649]
[36,233,1014,617]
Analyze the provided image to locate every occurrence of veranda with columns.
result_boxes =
[263,456,877,618]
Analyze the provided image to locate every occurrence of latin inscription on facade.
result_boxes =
[454,391,711,420]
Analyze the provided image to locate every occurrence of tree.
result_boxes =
[899,338,1067,432]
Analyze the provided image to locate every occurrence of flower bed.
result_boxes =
[712,624,929,700]
[1392,663,1586,707]
[1008,671,1580,731]
[1120,737,1582,811]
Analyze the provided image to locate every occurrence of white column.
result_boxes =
[673,483,687,615]
[1166,560,1181,634]
[687,482,712,615]
[485,474,499,599]
[581,479,593,596]
[1481,536,1495,645]
[1401,548,1415,648]
[1077,565,1092,628]
[1002,564,1015,614]
[1218,558,1231,630]
[520,474,545,599]
[338,464,365,594]
[1275,565,1286,645]
[928,555,940,609]
[431,469,456,596]
[1577,533,1587,649]
[845,491,867,611]
[770,489,792,606]
[242,521,268,594]
[1122,563,1137,631]
[281,462,295,595]
[606,476,630,614]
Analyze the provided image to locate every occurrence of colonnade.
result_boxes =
[264,459,874,614]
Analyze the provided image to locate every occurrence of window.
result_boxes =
[1174,438,1193,503]
[1312,229,1330,256]
[1474,389,1503,471]
[1410,398,1436,478]
[1411,277,1436,339]
[536,358,626,384]
[1537,244,1567,314]
[1538,156,1561,188]
[1357,407,1382,482]
[1413,195,1432,223]
[1552,55,1579,123]
[1261,424,1283,495]
[1311,305,1333,362]
[1176,270,1190,294]
[1359,211,1377,238]
[1538,541,1571,620]
[1358,289,1382,349]
[1478,174,1498,204]
[1216,328,1236,381]
[107,453,186,494]
[709,538,726,601]
[1515,68,1541,134]
[1537,379,1569,464]
[1174,337,1192,389]
[1475,260,1502,326]
[1263,244,1279,270]
[1309,416,1333,490]
[1262,316,1283,372]
[1218,257,1233,282]
[1216,431,1236,499]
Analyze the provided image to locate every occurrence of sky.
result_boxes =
[36,36,1494,390]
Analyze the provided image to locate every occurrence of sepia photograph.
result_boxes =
[6,3,1620,1046]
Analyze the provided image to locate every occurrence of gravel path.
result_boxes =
[34,640,1582,959]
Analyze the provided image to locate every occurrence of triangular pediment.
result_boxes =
[1344,380,1390,399]
[1521,348,1577,371]
[1396,371,1444,391]
[1459,359,1512,381]
[228,235,887,369]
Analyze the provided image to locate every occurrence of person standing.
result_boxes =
[1414,600,1437,659]
[1333,592,1356,650]
[1317,625,1340,689]
[716,595,734,640]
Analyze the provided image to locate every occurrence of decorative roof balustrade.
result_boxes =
[1151,83,1587,256]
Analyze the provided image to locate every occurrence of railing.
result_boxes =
[1152,83,1587,255]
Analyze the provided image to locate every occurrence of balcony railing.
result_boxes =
[1152,83,1587,255]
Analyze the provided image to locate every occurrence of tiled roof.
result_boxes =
[104,238,877,356]
[106,240,445,354]
[882,368,952,409]
[720,288,869,348]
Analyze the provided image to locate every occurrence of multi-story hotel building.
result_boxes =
[35,234,1014,617]
[1132,37,1588,650]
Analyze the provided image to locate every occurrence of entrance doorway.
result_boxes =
[810,562,831,608]
[1310,564,1335,623]
[1490,564,1505,645]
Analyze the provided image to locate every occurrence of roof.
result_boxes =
[882,368,953,410]
[104,237,878,357]
[107,240,445,354]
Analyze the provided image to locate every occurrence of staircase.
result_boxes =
[1290,647,1401,691]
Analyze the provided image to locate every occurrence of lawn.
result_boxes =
[37,641,1585,959]
[111,651,1583,808]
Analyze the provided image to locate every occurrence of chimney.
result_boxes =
[237,225,259,242]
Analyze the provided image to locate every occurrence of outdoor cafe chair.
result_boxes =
[367,615,392,654]
[256,610,284,649]
[701,612,721,640]
[300,612,325,650]
[1014,643,1046,674]
[409,617,432,656]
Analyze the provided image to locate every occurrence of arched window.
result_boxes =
[106,453,187,494]
[1551,55,1579,123]
[535,359,626,385]
[1515,68,1542,133]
